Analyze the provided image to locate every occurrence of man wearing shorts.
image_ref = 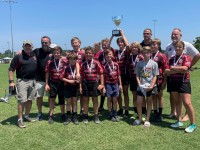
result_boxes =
[33,36,53,120]
[8,40,37,128]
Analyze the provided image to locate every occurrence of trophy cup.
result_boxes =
[112,15,123,36]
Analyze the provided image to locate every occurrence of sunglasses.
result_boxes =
[41,42,48,44]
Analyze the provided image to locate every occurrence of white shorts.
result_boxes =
[35,81,45,97]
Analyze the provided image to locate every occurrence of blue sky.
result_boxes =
[0,0,200,52]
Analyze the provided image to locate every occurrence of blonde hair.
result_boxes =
[141,46,151,53]
[130,42,143,53]
[151,38,161,47]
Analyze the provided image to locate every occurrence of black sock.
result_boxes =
[67,111,71,116]
[112,110,117,117]
[133,107,138,114]
[99,96,105,108]
[154,110,158,115]
[159,108,163,115]
[142,107,146,114]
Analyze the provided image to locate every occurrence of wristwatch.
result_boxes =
[9,80,14,83]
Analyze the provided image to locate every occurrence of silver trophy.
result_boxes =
[112,15,123,36]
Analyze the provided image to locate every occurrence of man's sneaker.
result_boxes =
[24,115,36,122]
[63,117,71,125]
[83,114,89,124]
[98,107,104,113]
[94,115,100,124]
[170,121,183,128]
[133,119,141,125]
[117,109,123,116]
[48,116,54,124]
[61,114,66,122]
[72,117,79,125]
[185,124,196,133]
[37,113,43,121]
[18,119,26,128]
[124,110,129,117]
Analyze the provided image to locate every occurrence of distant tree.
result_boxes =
[193,37,200,52]
[4,49,12,57]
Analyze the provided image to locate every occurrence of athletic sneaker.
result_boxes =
[115,116,120,122]
[94,116,100,124]
[48,116,54,124]
[18,119,26,128]
[63,117,71,125]
[185,124,196,133]
[37,113,43,121]
[24,115,36,122]
[117,109,123,116]
[61,114,66,122]
[83,114,89,124]
[98,107,104,113]
[124,110,129,117]
[170,121,183,128]
[73,117,79,125]
[111,116,116,122]
[133,119,141,125]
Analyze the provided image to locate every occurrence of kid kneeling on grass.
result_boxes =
[61,52,81,125]
[80,46,104,124]
[134,46,159,127]
[103,49,122,122]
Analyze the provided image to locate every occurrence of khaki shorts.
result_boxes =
[35,81,45,97]
[16,79,37,103]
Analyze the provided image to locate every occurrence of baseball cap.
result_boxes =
[50,44,57,48]
[23,40,33,46]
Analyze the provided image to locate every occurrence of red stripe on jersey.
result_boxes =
[104,61,120,84]
[80,59,103,81]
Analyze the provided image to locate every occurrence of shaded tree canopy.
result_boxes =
[193,37,200,52]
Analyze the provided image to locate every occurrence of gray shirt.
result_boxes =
[135,59,159,86]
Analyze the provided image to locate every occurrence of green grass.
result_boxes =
[0,63,200,150]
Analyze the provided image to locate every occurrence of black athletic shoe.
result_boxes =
[124,110,129,117]
[117,109,123,116]
[61,114,66,122]
[98,107,104,113]
[63,117,71,125]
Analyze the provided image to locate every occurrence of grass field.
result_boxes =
[0,63,200,150]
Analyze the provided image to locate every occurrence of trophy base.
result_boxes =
[112,30,121,37]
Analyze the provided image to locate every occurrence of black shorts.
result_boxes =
[137,87,157,97]
[64,85,80,99]
[121,74,129,85]
[129,77,137,92]
[49,81,65,105]
[170,80,191,94]
[82,80,100,97]
[167,76,171,93]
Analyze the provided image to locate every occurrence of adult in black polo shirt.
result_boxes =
[32,36,53,120]
[140,28,152,47]
[8,40,37,128]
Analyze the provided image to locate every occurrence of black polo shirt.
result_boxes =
[9,50,37,79]
[140,40,151,47]
[33,48,53,82]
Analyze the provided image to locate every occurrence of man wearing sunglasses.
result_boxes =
[8,40,37,128]
[33,36,53,121]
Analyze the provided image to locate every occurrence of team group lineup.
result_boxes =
[8,28,200,133]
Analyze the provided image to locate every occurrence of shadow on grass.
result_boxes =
[150,113,185,131]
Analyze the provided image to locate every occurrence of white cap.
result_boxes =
[50,44,57,48]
